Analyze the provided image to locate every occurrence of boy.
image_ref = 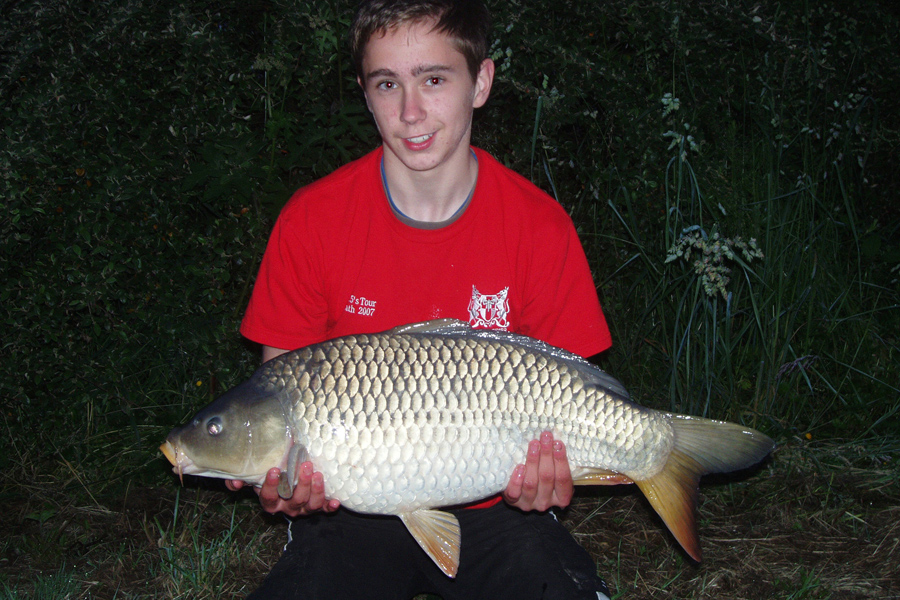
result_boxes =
[233,0,614,597]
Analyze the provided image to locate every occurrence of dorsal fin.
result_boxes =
[387,319,630,400]
[388,319,471,335]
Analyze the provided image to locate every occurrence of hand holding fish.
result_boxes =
[226,464,341,516]
[503,431,574,512]
[228,434,570,515]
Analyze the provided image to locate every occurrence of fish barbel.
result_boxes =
[160,319,773,577]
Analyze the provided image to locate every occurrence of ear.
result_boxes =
[472,58,494,109]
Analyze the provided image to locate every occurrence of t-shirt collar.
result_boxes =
[380,149,478,230]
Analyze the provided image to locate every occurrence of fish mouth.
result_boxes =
[160,440,177,465]
[159,440,189,485]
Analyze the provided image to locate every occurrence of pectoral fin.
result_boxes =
[276,471,291,499]
[571,466,635,485]
[399,509,461,578]
[277,443,310,500]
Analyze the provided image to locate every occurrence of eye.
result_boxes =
[207,417,223,436]
[427,76,443,86]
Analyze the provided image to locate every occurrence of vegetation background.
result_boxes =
[2,0,898,598]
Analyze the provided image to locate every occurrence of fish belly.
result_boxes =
[310,422,529,513]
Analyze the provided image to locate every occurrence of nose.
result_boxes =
[400,88,426,124]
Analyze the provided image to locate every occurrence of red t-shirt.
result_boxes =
[241,146,611,357]
[240,146,612,509]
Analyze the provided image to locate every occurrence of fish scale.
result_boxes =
[257,331,669,515]
[161,319,774,578]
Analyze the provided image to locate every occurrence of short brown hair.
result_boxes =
[350,0,491,83]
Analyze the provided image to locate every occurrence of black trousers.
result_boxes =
[246,502,611,600]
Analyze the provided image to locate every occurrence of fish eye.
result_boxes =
[207,417,223,436]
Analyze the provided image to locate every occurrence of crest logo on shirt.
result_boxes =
[468,286,510,330]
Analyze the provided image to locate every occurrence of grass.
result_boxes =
[148,489,264,599]
[570,438,900,599]
[0,566,80,600]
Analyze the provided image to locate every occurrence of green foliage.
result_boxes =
[478,0,899,436]
[0,0,376,497]
[1,0,898,519]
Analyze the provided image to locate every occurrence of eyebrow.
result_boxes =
[412,63,454,77]
[365,63,455,81]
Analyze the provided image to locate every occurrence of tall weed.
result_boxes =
[590,1,898,436]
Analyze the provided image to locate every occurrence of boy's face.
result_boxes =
[359,20,493,177]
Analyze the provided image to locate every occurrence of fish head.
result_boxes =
[160,378,293,487]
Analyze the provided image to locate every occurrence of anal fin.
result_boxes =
[571,466,635,486]
[399,509,461,578]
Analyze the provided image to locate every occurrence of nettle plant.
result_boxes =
[665,230,763,302]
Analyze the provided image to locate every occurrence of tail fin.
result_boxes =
[635,415,774,561]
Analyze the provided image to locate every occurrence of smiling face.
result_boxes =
[359,20,493,179]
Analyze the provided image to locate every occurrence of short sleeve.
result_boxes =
[517,212,611,358]
[239,199,329,350]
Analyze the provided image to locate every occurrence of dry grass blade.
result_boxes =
[562,438,900,599]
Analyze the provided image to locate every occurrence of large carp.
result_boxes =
[161,319,773,577]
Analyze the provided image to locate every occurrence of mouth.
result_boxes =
[160,440,177,465]
[406,133,433,144]
[160,440,186,485]
[403,132,435,151]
